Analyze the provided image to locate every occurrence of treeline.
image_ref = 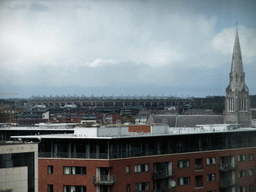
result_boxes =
[192,95,256,114]
[192,96,225,114]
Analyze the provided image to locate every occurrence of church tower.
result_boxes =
[224,26,252,127]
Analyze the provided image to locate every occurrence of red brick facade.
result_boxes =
[39,147,256,192]
[128,125,151,133]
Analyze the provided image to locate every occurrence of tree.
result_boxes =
[0,112,10,123]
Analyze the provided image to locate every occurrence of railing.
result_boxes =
[219,179,238,188]
[152,169,176,179]
[92,175,116,185]
[219,163,238,172]
[195,181,203,188]
[39,152,108,159]
[195,164,203,170]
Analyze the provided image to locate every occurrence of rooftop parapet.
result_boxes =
[74,124,169,138]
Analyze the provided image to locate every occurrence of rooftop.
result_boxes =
[10,124,256,140]
[0,123,80,130]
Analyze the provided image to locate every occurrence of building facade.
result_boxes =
[11,125,256,192]
[0,142,38,192]
[224,27,252,126]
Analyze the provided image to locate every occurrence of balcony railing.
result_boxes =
[195,181,203,188]
[152,169,176,179]
[195,164,203,170]
[92,175,116,185]
[39,152,108,159]
[219,179,238,188]
[219,163,238,172]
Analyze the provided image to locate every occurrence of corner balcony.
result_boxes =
[219,179,238,188]
[92,175,116,185]
[152,169,176,180]
[219,163,238,172]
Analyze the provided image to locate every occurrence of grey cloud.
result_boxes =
[30,3,49,12]
[1,58,256,98]
[11,4,26,10]
[0,1,256,98]
[73,5,91,10]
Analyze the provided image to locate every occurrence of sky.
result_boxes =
[0,0,256,99]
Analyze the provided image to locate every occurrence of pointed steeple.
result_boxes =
[231,25,243,74]
[227,25,247,92]
[224,24,251,127]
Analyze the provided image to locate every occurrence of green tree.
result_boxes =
[0,112,10,123]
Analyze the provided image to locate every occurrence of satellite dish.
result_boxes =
[170,180,176,187]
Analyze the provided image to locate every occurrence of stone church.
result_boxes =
[224,27,252,127]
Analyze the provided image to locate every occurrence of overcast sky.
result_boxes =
[0,0,256,98]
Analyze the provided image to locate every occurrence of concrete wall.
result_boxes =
[0,143,38,192]
[74,127,98,137]
[0,167,28,192]
[151,125,168,134]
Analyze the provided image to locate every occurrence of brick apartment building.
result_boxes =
[10,124,256,192]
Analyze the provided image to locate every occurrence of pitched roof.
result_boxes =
[147,114,224,127]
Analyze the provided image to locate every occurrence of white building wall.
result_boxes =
[0,167,28,192]
[0,143,38,192]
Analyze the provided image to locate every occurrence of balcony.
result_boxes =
[219,179,238,188]
[38,152,108,159]
[195,164,203,171]
[219,163,238,172]
[92,175,116,185]
[195,181,203,188]
[152,169,176,180]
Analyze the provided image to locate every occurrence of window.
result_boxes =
[207,174,215,182]
[249,184,254,192]
[126,184,130,192]
[48,166,53,174]
[178,177,190,186]
[249,169,254,176]
[206,157,216,165]
[238,186,246,192]
[249,153,254,161]
[238,170,246,178]
[126,166,130,174]
[48,184,53,192]
[134,164,149,173]
[195,158,203,170]
[63,166,86,175]
[178,160,190,168]
[238,154,246,162]
[63,185,86,192]
[135,182,149,191]
[195,175,203,187]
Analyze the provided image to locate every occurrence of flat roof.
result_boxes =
[10,127,256,140]
[0,127,74,131]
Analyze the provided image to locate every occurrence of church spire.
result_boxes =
[231,24,243,74]
[228,25,247,92]
[224,24,251,127]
